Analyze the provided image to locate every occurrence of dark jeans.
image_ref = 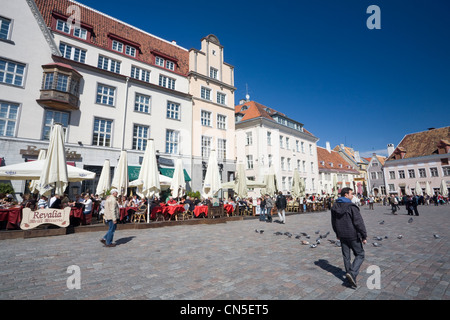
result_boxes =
[104,220,117,245]
[340,238,365,280]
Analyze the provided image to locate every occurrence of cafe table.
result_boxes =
[223,204,234,216]
[0,205,22,230]
[193,205,208,218]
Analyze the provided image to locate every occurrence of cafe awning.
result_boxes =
[159,167,191,182]
[128,166,191,182]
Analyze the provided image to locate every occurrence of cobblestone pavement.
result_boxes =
[0,204,449,301]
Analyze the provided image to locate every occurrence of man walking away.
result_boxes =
[265,194,273,223]
[331,187,367,288]
[276,191,287,224]
[101,189,120,247]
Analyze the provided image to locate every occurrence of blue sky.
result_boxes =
[76,0,450,158]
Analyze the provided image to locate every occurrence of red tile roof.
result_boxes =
[387,126,450,161]
[317,147,359,174]
[34,0,189,75]
[235,100,316,137]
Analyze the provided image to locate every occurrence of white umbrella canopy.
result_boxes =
[332,174,338,198]
[111,150,128,197]
[130,139,160,199]
[38,123,69,196]
[299,176,306,198]
[170,158,186,198]
[96,159,111,197]
[415,180,423,196]
[291,169,301,199]
[202,149,222,198]
[440,179,449,197]
[260,166,277,196]
[0,160,95,182]
[425,181,432,196]
[234,162,248,198]
[29,149,46,194]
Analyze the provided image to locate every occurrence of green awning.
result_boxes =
[128,166,191,182]
[159,167,191,182]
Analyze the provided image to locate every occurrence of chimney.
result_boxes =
[387,143,395,156]
[326,141,331,153]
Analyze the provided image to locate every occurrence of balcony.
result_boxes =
[37,63,82,111]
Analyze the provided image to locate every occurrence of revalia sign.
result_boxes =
[20,207,71,230]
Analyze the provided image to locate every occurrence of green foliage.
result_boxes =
[0,183,14,195]
[187,191,201,199]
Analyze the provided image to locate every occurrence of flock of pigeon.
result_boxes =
[254,216,441,249]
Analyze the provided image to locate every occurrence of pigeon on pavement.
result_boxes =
[301,240,310,245]
[433,234,440,239]
[379,220,385,225]
[408,217,413,223]
[397,235,403,239]
[372,242,382,247]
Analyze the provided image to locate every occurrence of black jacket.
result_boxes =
[275,194,287,209]
[331,198,367,241]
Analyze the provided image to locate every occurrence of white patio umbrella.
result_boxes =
[299,176,306,198]
[260,166,277,196]
[332,174,338,198]
[129,139,160,222]
[29,149,46,194]
[170,158,186,198]
[440,179,448,197]
[37,123,69,196]
[291,169,301,199]
[234,162,248,198]
[0,160,95,182]
[111,150,128,197]
[415,180,423,196]
[425,181,432,196]
[96,159,111,197]
[202,149,222,198]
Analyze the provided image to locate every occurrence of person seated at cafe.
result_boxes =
[193,197,201,207]
[37,195,48,209]
[185,196,194,211]
[132,194,141,207]
[49,194,62,209]
[82,194,93,215]
[21,193,36,210]
[166,196,177,206]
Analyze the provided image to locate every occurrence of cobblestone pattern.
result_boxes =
[0,204,449,300]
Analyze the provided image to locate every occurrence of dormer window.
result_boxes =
[152,50,178,72]
[329,162,333,167]
[112,40,137,57]
[55,18,89,40]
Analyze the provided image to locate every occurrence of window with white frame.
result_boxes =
[246,155,254,169]
[389,171,395,179]
[298,160,301,170]
[125,45,136,57]
[309,144,313,155]
[159,75,175,89]
[133,124,149,151]
[282,177,286,190]
[287,158,291,171]
[443,166,450,176]
[201,87,211,100]
[92,118,112,147]
[286,137,290,150]
[0,58,25,87]
[167,102,180,120]
[56,19,87,40]
[56,19,70,34]
[155,56,164,67]
[218,139,227,160]
[371,172,377,180]
[43,73,54,90]
[217,114,226,130]
[201,136,211,158]
[281,157,285,170]
[301,141,305,153]
[201,110,211,127]
[0,101,18,137]
[280,135,284,148]
[246,132,253,145]
[268,154,273,167]
[418,168,426,178]
[267,131,272,145]
[56,74,69,92]
[210,67,218,79]
[42,110,69,140]
[389,184,395,192]
[134,93,151,113]
[165,130,179,154]
[96,84,115,106]
[131,66,150,82]
[408,169,415,178]
[398,170,405,179]
[0,17,12,40]
[72,26,87,40]
[296,140,300,152]
[311,162,314,173]
[112,40,123,53]
[430,167,439,177]
[59,43,86,63]
[166,60,174,71]
[217,92,226,105]
[98,55,121,73]
[302,161,306,172]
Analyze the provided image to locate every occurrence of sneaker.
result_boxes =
[100,239,106,245]
[346,273,357,288]
[104,243,116,247]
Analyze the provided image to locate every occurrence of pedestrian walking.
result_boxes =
[406,195,414,215]
[101,189,119,247]
[265,194,273,223]
[275,191,287,224]
[331,187,367,288]
[368,196,374,210]
[389,195,398,214]
[259,196,266,221]
[412,195,420,216]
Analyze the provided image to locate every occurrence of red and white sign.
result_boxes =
[20,207,71,230]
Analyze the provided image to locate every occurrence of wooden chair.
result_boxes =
[133,204,147,223]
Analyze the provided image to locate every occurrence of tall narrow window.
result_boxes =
[93,118,112,147]
[42,110,69,140]
[0,101,18,137]
[134,93,151,113]
[0,17,12,40]
[133,124,149,151]
[201,136,212,158]
[96,84,115,106]
[167,102,180,120]
[201,87,211,100]
[166,130,179,154]
[201,110,211,126]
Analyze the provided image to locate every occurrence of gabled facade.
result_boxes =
[317,143,359,195]
[235,100,319,195]
[188,35,236,192]
[383,127,450,196]
[365,153,386,196]
[333,144,369,195]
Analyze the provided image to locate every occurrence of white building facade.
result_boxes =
[235,101,320,196]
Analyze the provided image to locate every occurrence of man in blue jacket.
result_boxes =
[331,187,367,288]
